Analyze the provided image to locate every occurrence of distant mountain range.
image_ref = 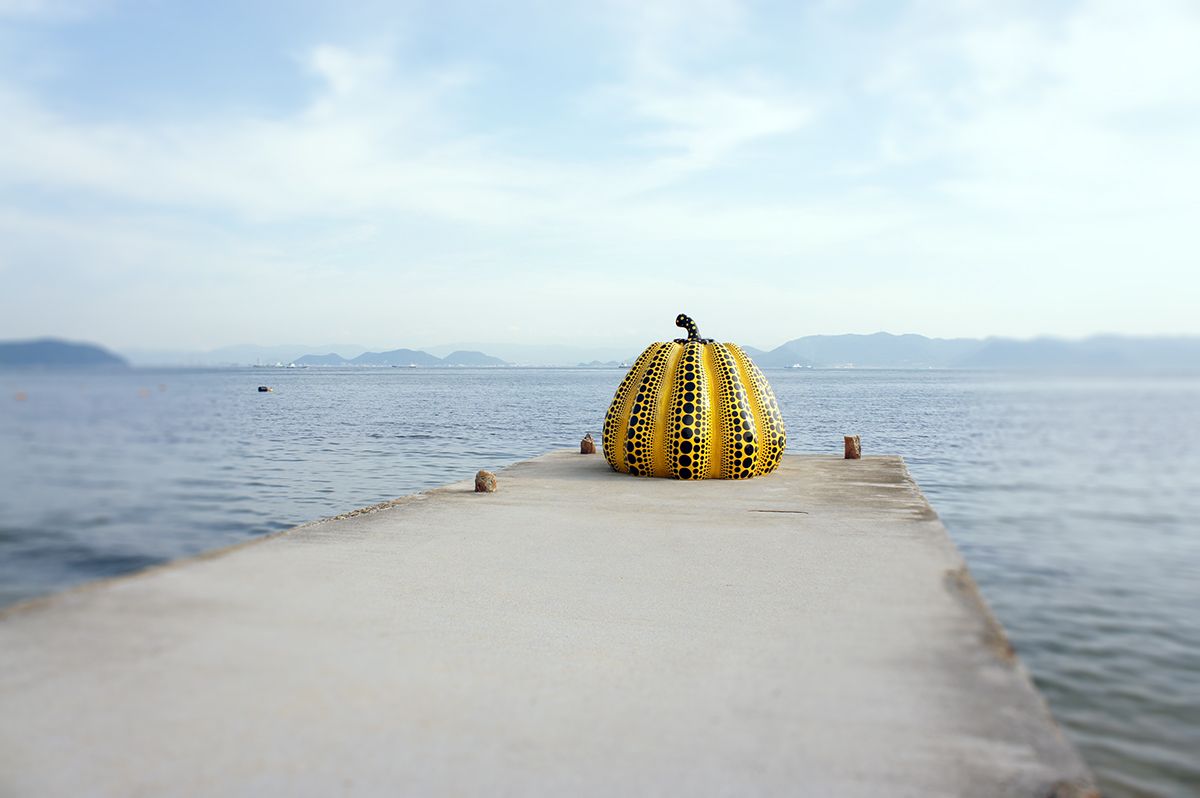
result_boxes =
[422,343,637,367]
[9,334,1200,370]
[121,342,634,367]
[294,349,507,367]
[742,333,1200,369]
[305,334,1200,369]
[0,339,128,368]
[744,333,982,369]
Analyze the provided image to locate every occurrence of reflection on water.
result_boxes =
[2,367,1198,797]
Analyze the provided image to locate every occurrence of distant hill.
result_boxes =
[742,333,1200,369]
[293,348,511,367]
[768,333,985,368]
[424,342,636,367]
[741,346,820,369]
[350,348,445,366]
[0,339,129,368]
[959,336,1200,369]
[441,351,507,366]
[293,353,350,366]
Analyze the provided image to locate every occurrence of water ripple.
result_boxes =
[1,366,1197,797]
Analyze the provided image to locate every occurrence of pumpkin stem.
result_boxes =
[674,314,712,344]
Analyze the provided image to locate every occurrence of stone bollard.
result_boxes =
[844,435,861,459]
[580,433,596,454]
[475,470,498,492]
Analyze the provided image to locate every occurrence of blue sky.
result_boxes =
[2,0,1198,352]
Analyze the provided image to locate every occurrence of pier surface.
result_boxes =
[0,451,1095,797]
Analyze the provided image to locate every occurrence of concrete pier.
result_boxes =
[0,451,1096,797]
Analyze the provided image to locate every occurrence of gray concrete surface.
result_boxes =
[0,451,1097,797]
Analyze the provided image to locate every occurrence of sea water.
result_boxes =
[2,367,1198,797]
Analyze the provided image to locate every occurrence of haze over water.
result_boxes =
[2,366,1198,797]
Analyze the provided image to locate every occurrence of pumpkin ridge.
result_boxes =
[622,342,675,477]
[650,342,685,477]
[728,344,783,476]
[714,344,758,479]
[709,344,738,478]
[701,343,723,478]
[602,344,659,472]
[668,340,711,480]
[742,345,785,473]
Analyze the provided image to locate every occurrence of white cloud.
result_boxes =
[0,26,814,231]
[869,0,1200,214]
[2,0,1200,348]
[598,0,811,174]
[621,76,811,173]
[829,0,1200,329]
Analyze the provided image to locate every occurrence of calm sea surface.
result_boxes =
[2,367,1198,797]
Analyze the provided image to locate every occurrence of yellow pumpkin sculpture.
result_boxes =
[602,314,786,479]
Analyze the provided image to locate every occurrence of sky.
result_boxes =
[1,0,1198,353]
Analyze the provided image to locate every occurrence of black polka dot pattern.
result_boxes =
[602,319,787,480]
[728,344,786,475]
[602,344,660,472]
[708,343,759,479]
[667,340,711,479]
[623,343,678,477]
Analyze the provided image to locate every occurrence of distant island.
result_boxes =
[0,339,129,369]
